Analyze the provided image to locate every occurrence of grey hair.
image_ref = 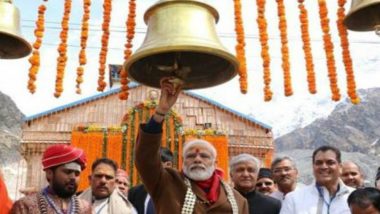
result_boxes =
[182,139,217,161]
[229,153,261,173]
[271,156,297,170]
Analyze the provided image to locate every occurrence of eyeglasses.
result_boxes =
[256,182,274,187]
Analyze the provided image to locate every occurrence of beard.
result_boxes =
[183,163,215,181]
[51,177,78,198]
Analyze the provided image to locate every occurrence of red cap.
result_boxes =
[42,144,87,170]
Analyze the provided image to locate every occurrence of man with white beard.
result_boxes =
[135,77,248,214]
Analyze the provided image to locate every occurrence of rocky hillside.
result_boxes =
[275,88,380,155]
[0,91,23,165]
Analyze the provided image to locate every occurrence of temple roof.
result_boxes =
[23,83,271,130]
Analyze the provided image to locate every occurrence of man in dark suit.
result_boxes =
[230,153,281,214]
[128,147,173,214]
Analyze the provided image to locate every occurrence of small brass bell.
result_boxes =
[124,0,238,89]
[0,0,32,59]
[344,0,380,34]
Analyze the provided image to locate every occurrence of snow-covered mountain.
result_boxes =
[275,88,380,154]
[249,94,339,137]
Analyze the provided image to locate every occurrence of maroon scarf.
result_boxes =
[192,169,224,203]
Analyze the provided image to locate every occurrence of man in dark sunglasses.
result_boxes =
[256,168,277,195]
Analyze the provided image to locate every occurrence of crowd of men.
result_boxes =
[1,77,380,214]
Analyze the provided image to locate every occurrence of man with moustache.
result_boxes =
[270,156,303,201]
[11,144,92,214]
[280,145,354,214]
[341,161,365,189]
[135,77,248,213]
[79,158,136,213]
[230,154,281,214]
[256,168,277,195]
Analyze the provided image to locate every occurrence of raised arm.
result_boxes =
[134,77,182,196]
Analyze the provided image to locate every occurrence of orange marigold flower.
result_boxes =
[233,0,248,94]
[276,0,293,96]
[119,0,136,100]
[27,3,47,94]
[318,0,341,101]
[298,1,316,94]
[256,0,272,101]
[336,0,359,104]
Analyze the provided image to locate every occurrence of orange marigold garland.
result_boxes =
[276,0,293,96]
[27,3,47,94]
[256,0,273,101]
[97,0,112,92]
[119,0,136,100]
[75,0,91,94]
[54,0,72,98]
[298,0,316,94]
[233,0,248,94]
[337,0,360,104]
[318,0,341,101]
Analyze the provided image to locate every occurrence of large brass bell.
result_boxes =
[344,0,380,33]
[0,0,32,59]
[124,0,238,89]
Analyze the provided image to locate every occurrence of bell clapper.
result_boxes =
[156,53,191,88]
[156,58,179,72]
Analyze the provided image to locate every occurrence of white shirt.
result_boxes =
[93,198,109,214]
[270,183,305,202]
[280,180,354,214]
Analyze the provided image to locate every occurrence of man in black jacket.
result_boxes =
[128,147,173,214]
[230,153,281,214]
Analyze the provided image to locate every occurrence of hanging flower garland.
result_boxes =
[121,100,184,185]
[233,0,248,94]
[27,3,47,94]
[75,0,91,94]
[97,0,112,92]
[318,0,341,101]
[336,0,360,104]
[121,124,128,169]
[298,0,316,94]
[54,0,72,98]
[276,0,293,96]
[119,0,136,100]
[183,128,225,137]
[71,129,103,191]
[256,0,273,101]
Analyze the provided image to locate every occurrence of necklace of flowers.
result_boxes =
[38,187,79,214]
[181,177,238,214]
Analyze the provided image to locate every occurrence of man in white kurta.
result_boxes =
[280,146,354,214]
